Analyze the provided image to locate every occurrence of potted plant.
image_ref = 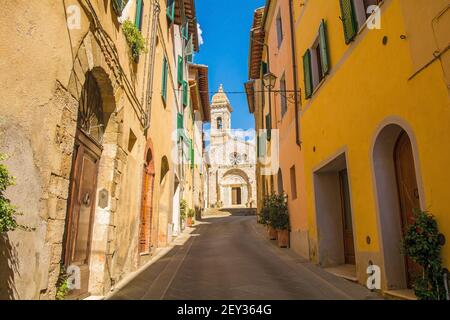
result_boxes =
[187,208,195,227]
[403,210,446,300]
[269,193,289,247]
[180,199,187,230]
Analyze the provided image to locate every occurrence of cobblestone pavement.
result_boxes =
[108,210,382,300]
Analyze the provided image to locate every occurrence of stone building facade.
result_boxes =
[0,0,204,300]
[206,86,257,209]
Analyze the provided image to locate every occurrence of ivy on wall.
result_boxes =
[0,154,19,233]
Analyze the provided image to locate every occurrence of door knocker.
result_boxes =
[82,193,91,206]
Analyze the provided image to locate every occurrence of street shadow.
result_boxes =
[0,233,19,300]
[108,236,198,300]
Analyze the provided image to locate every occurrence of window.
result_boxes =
[177,55,183,86]
[303,20,329,99]
[290,165,297,200]
[182,80,188,107]
[276,11,283,48]
[261,61,268,76]
[135,0,144,31]
[167,0,175,23]
[112,0,128,15]
[339,0,381,44]
[280,73,287,117]
[265,114,271,141]
[161,56,168,102]
[182,22,189,41]
[217,117,223,130]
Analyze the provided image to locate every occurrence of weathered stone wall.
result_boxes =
[0,0,171,299]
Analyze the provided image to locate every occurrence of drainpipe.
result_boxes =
[144,0,161,130]
[289,0,301,147]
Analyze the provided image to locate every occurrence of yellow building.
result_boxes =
[292,0,449,296]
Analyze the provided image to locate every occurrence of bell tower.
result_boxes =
[210,84,233,145]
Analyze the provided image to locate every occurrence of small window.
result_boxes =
[161,56,168,102]
[353,0,381,28]
[290,165,297,200]
[280,73,287,117]
[217,117,223,130]
[276,11,283,48]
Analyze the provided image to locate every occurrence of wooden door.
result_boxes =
[339,169,355,265]
[139,155,155,254]
[64,130,101,297]
[236,187,242,205]
[394,131,422,288]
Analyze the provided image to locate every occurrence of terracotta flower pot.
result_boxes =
[268,226,278,240]
[277,229,289,248]
[187,217,194,227]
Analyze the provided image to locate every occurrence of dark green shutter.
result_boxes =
[182,80,188,107]
[135,0,143,31]
[319,19,330,76]
[190,140,194,168]
[265,114,271,141]
[161,57,168,101]
[113,0,127,15]
[339,0,358,44]
[177,55,183,86]
[167,0,175,23]
[177,113,184,129]
[303,50,312,99]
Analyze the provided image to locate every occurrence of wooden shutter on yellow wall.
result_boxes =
[303,50,312,99]
[339,0,358,44]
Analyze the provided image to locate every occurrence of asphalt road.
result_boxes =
[109,212,381,300]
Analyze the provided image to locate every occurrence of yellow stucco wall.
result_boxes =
[294,0,450,288]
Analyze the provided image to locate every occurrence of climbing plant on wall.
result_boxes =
[0,153,19,233]
[403,210,446,300]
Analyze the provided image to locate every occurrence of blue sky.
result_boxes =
[195,0,265,131]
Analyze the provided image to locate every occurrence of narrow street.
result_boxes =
[109,210,381,300]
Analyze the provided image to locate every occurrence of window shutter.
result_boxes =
[339,0,358,44]
[135,0,144,31]
[190,141,194,168]
[167,0,175,23]
[161,57,168,101]
[113,0,128,15]
[185,36,194,63]
[265,114,271,141]
[258,132,266,157]
[177,113,184,129]
[177,55,183,86]
[182,80,188,107]
[319,19,330,76]
[303,50,313,99]
[182,22,189,41]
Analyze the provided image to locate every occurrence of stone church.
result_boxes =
[206,85,257,208]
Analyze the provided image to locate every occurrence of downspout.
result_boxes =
[144,0,161,130]
[289,0,301,147]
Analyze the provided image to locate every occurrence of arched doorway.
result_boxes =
[139,143,155,254]
[373,123,423,289]
[64,71,111,296]
[221,169,252,208]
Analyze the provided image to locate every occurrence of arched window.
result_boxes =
[217,117,223,130]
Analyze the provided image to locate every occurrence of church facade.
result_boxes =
[206,85,257,209]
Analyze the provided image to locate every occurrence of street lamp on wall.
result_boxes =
[263,72,277,90]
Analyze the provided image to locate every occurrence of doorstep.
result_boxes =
[324,264,358,282]
[384,289,417,300]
